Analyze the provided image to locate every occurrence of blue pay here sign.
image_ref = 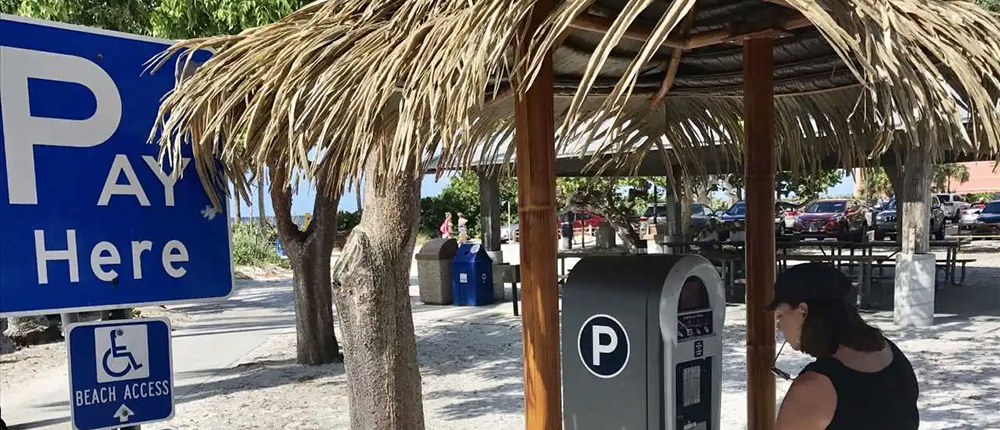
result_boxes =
[0,15,233,316]
[68,318,174,430]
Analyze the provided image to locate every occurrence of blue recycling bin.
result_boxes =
[451,243,494,306]
[275,237,286,257]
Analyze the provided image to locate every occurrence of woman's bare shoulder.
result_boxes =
[775,371,836,430]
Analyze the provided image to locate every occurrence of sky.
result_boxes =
[235,174,452,217]
[237,171,855,217]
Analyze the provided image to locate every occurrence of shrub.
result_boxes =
[232,222,287,267]
[337,210,361,232]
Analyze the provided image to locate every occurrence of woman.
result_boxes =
[770,263,919,430]
[457,212,469,242]
[439,213,453,239]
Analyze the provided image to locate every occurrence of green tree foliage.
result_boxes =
[931,163,970,192]
[978,0,999,12]
[724,170,842,203]
[776,170,843,202]
[1,0,20,14]
[151,0,311,38]
[964,192,996,203]
[8,0,158,34]
[418,171,519,238]
[556,177,665,248]
[858,167,893,202]
[232,222,286,267]
[337,210,361,232]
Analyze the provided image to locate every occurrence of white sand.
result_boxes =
[4,246,999,429]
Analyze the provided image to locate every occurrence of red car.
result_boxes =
[792,199,868,240]
[558,211,605,234]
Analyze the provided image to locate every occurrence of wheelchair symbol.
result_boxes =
[94,325,149,383]
[102,329,144,378]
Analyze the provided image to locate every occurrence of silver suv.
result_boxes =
[935,193,971,221]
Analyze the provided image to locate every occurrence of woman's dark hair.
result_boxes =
[789,299,884,357]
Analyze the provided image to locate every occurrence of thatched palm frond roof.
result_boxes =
[149,0,1000,205]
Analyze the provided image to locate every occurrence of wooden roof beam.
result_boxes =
[650,7,699,108]
[568,12,813,51]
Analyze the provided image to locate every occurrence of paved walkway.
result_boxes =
[2,275,295,430]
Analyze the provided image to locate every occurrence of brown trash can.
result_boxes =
[415,238,459,304]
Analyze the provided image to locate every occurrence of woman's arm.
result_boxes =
[775,371,836,430]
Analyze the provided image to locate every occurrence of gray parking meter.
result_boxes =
[562,255,725,430]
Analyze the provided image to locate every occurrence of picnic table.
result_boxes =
[665,238,971,307]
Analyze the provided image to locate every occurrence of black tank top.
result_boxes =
[800,339,919,430]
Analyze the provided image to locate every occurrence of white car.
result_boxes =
[959,207,982,230]
[500,224,519,243]
[935,193,971,222]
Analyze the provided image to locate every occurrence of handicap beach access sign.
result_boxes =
[67,318,174,430]
[0,15,233,316]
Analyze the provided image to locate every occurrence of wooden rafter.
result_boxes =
[650,7,699,108]
[569,12,812,50]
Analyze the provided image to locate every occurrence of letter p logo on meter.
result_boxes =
[578,314,630,378]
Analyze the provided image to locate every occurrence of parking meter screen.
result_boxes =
[678,276,710,312]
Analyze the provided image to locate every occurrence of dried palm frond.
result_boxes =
[151,0,1000,208]
[150,0,541,207]
[519,0,1000,178]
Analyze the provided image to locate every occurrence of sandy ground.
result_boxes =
[3,244,998,429]
[161,243,1000,430]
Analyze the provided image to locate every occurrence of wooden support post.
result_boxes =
[743,37,776,430]
[478,170,503,256]
[515,1,561,428]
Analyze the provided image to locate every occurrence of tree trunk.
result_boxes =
[333,159,424,430]
[4,315,59,346]
[270,166,342,365]
[234,188,243,223]
[882,152,906,236]
[0,318,15,353]
[900,144,932,254]
[258,175,268,227]
[356,179,363,214]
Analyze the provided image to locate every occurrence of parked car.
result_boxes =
[972,201,1000,234]
[500,223,519,243]
[566,211,603,231]
[776,201,800,230]
[690,203,718,232]
[935,193,971,222]
[959,207,983,231]
[638,203,719,234]
[558,211,605,237]
[792,199,868,240]
[640,203,670,225]
[873,197,947,240]
[718,201,785,237]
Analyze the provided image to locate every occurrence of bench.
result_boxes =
[835,257,976,286]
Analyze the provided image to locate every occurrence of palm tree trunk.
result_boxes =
[356,180,363,214]
[333,157,424,429]
[1,318,15,353]
[234,187,243,223]
[258,175,268,227]
[4,315,59,346]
